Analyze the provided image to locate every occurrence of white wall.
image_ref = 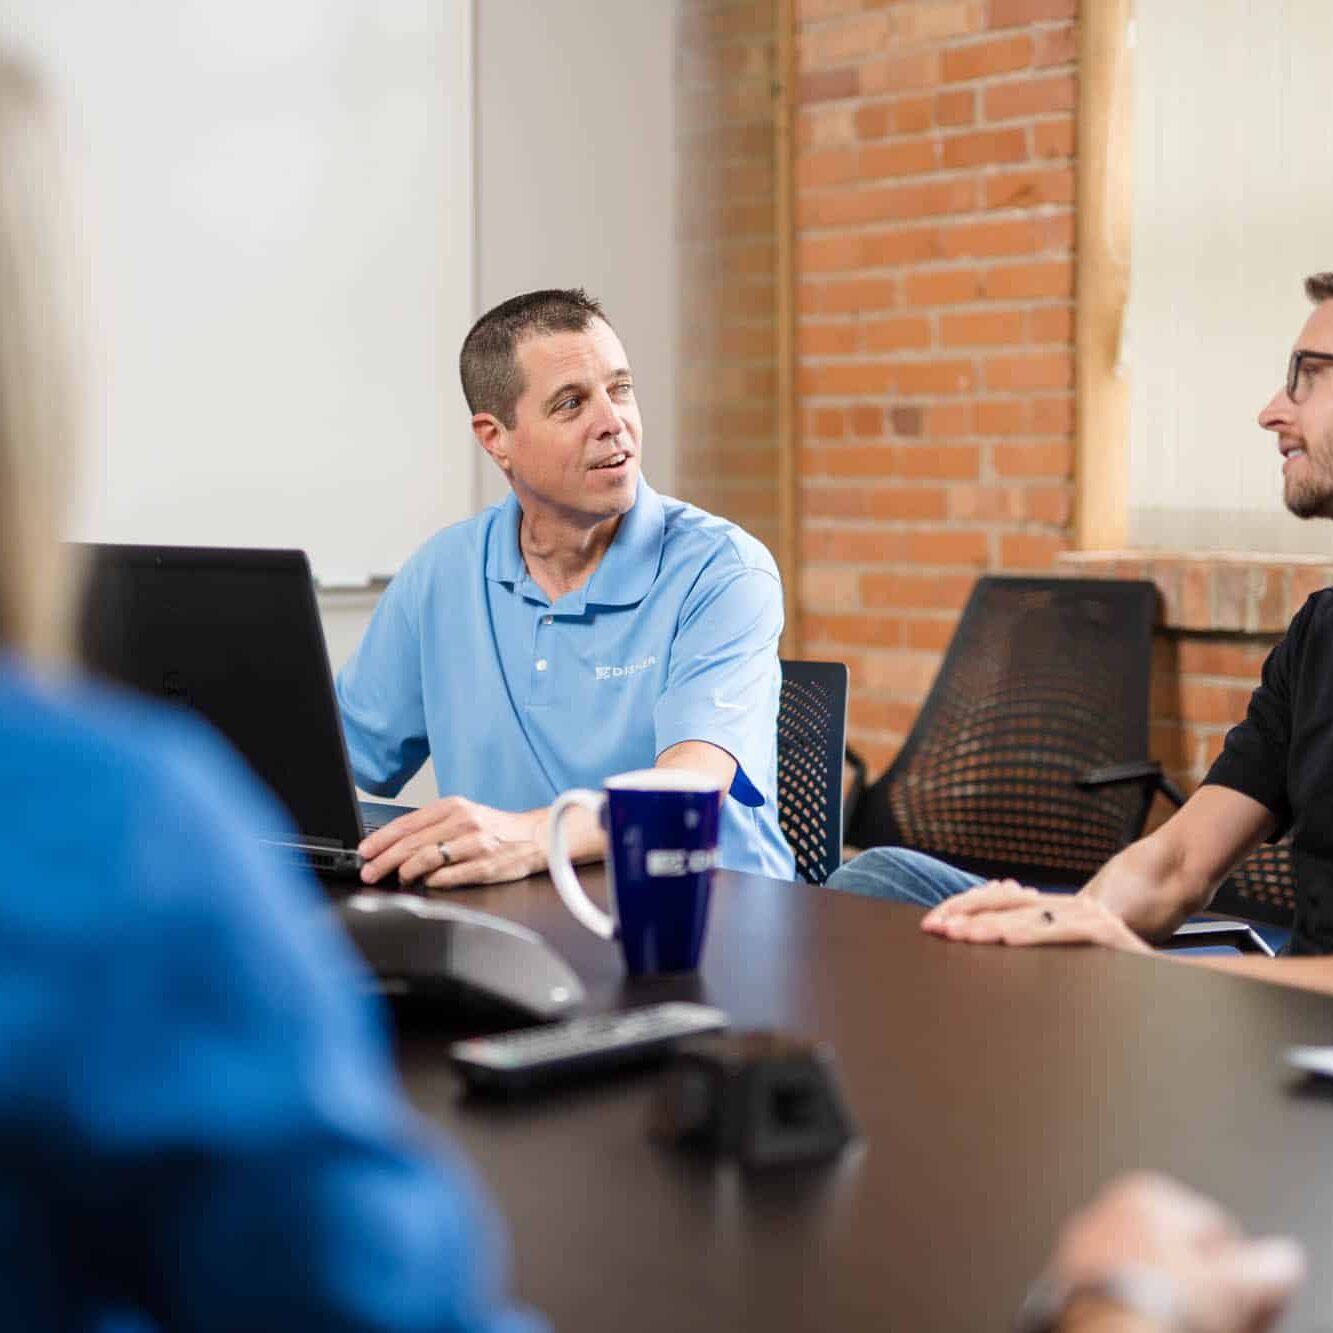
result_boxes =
[1128,0,1333,555]
[0,0,476,583]
[473,0,680,509]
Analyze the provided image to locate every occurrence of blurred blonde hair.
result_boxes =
[0,53,81,666]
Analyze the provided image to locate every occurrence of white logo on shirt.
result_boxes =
[595,655,657,681]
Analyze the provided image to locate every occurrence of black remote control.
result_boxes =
[449,1002,730,1092]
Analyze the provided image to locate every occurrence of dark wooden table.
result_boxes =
[396,868,1333,1330]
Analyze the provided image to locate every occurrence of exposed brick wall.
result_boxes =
[794,0,1077,775]
[676,2,1299,810]
[675,0,782,556]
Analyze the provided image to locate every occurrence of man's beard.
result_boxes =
[1284,467,1333,519]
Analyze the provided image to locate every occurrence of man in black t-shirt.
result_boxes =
[841,271,1333,961]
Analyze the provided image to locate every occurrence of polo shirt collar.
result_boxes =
[483,479,665,611]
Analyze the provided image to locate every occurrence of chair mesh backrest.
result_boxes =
[1211,840,1297,928]
[847,578,1158,887]
[777,660,849,885]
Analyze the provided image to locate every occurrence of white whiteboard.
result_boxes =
[0,0,475,583]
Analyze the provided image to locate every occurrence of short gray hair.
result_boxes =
[459,288,608,429]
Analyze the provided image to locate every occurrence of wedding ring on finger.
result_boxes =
[437,841,453,868]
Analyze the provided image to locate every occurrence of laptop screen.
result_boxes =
[77,544,364,851]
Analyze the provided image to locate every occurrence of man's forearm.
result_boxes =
[1079,833,1209,944]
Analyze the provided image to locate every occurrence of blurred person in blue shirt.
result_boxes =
[339,290,794,888]
[0,51,540,1333]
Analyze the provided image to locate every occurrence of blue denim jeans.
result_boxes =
[826,846,987,909]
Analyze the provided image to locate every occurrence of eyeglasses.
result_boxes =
[1286,349,1333,403]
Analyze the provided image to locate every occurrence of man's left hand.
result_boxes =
[921,881,1152,954]
[357,797,547,889]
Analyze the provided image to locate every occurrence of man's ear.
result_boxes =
[472,413,511,474]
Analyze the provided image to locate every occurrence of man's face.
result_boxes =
[477,318,642,525]
[1259,299,1333,519]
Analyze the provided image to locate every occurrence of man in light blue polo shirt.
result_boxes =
[337,288,794,886]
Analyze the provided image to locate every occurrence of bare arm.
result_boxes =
[923,785,1278,952]
[1080,786,1277,943]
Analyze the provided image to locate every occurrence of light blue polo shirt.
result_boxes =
[336,479,794,879]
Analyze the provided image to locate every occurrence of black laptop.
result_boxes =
[77,544,412,879]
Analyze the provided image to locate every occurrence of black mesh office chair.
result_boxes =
[844,577,1181,888]
[778,659,849,885]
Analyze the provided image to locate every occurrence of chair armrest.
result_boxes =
[843,744,868,840]
[1160,919,1275,957]
[1075,761,1187,809]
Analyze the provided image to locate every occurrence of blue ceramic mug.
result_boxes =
[547,769,723,976]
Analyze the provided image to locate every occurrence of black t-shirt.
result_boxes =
[1204,590,1333,954]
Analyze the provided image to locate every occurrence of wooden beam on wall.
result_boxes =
[775,0,799,653]
[1074,0,1133,550]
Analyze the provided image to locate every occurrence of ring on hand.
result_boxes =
[1041,909,1055,925]
[437,841,453,868]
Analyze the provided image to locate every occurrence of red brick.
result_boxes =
[1031,394,1074,434]
[940,127,1028,169]
[807,408,845,440]
[1022,485,1073,525]
[893,359,977,395]
[799,361,895,395]
[859,50,943,95]
[903,267,984,305]
[934,90,976,127]
[860,138,940,179]
[805,277,899,314]
[984,74,1076,122]
[799,445,899,479]
[891,0,984,45]
[940,34,1032,82]
[800,177,976,227]
[1033,25,1078,67]
[797,321,859,357]
[862,572,975,611]
[849,696,922,733]
[796,148,861,189]
[1175,640,1272,680]
[893,444,982,480]
[989,0,1077,28]
[800,67,859,104]
[985,351,1074,390]
[984,167,1075,210]
[999,532,1068,570]
[803,11,891,66]
[1034,117,1076,159]
[941,310,1027,346]
[982,261,1074,299]
[849,404,885,437]
[938,218,1040,258]
[858,649,944,695]
[891,406,924,436]
[976,400,1030,434]
[866,486,950,520]
[948,485,1024,520]
[1030,305,1074,342]
[923,403,976,436]
[801,530,906,566]
[862,315,933,351]
[994,441,1073,478]
[854,102,891,139]
[891,95,936,135]
[1177,684,1253,727]
[800,565,862,611]
[903,616,958,652]
[860,226,942,266]
[902,529,990,565]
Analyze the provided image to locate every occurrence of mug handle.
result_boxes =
[547,789,616,940]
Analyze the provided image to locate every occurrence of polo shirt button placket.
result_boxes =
[533,608,554,701]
